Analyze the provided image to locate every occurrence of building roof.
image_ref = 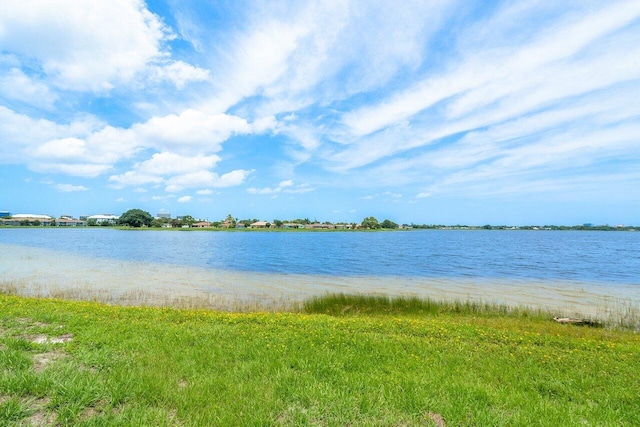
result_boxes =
[87,214,119,220]
[12,214,53,219]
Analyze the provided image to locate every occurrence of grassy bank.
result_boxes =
[1,294,639,426]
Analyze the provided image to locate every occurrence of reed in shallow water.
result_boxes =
[2,280,639,330]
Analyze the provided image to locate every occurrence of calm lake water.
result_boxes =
[1,228,638,315]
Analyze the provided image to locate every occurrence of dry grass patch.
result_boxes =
[21,397,56,427]
[32,351,65,373]
[426,412,446,426]
[30,333,73,345]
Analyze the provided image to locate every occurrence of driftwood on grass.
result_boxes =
[553,317,601,327]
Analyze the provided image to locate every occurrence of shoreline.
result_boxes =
[1,242,638,323]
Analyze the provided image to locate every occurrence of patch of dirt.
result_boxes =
[79,406,100,421]
[18,318,52,328]
[23,410,57,427]
[24,397,56,427]
[167,409,184,426]
[426,412,446,427]
[31,333,73,345]
[32,351,65,372]
[178,379,188,389]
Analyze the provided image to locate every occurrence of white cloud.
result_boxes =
[0,104,272,184]
[135,152,221,176]
[177,195,192,203]
[35,138,86,160]
[341,1,640,139]
[0,1,172,91]
[33,163,112,178]
[196,189,213,195]
[0,67,57,108]
[130,110,253,154]
[149,60,210,89]
[108,171,164,188]
[54,183,88,192]
[165,169,252,192]
[247,179,313,195]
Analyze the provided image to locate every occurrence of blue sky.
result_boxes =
[1,0,639,225]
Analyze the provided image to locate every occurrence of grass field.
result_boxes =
[1,293,639,426]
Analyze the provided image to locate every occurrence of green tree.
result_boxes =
[181,215,196,227]
[380,219,398,229]
[151,219,163,228]
[118,209,153,228]
[361,216,380,229]
[87,218,98,226]
[273,219,283,228]
[224,214,236,227]
[33,220,41,226]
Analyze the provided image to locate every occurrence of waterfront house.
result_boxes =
[56,218,87,227]
[193,221,211,228]
[283,223,305,229]
[2,214,54,226]
[307,223,335,229]
[250,221,269,228]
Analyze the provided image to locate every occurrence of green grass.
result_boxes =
[1,293,639,426]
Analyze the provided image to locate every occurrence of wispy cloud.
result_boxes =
[54,183,88,192]
[247,180,314,196]
[0,1,638,223]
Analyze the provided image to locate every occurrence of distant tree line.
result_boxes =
[114,209,401,230]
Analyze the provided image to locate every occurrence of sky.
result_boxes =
[0,0,639,226]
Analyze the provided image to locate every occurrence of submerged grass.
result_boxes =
[0,292,639,426]
[302,293,549,319]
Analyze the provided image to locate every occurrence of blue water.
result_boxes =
[0,228,638,285]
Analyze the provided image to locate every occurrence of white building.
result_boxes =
[87,214,119,225]
[11,214,53,220]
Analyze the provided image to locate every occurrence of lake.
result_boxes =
[1,228,638,316]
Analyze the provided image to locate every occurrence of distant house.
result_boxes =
[307,223,334,229]
[57,218,87,227]
[157,212,171,219]
[283,223,304,229]
[2,214,53,226]
[250,221,269,228]
[334,223,352,229]
[192,221,211,228]
[0,211,11,218]
[219,221,234,228]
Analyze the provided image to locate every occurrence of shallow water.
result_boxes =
[1,228,638,317]
[1,228,639,283]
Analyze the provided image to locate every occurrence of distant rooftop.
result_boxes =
[12,214,53,219]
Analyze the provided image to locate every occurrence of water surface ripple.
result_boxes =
[1,228,638,316]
